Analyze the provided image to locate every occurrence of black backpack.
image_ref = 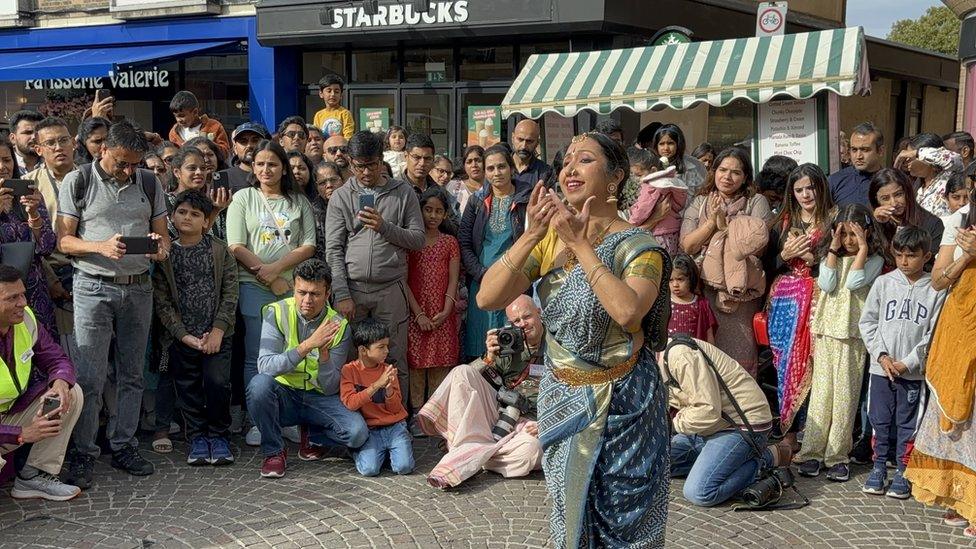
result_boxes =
[72,162,158,213]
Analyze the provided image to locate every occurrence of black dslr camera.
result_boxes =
[491,387,530,441]
[739,466,798,509]
[495,325,525,357]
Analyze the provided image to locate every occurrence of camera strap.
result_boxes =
[664,336,809,511]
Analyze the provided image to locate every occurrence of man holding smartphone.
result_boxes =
[0,265,84,501]
[55,120,170,489]
[325,131,425,407]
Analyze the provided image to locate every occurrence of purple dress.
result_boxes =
[0,203,57,338]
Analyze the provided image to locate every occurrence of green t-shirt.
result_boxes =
[226,187,316,285]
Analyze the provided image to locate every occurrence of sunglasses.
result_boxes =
[327,146,348,155]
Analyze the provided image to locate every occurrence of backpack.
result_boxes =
[72,163,158,214]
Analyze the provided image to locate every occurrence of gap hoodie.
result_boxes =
[858,269,947,381]
[325,175,425,302]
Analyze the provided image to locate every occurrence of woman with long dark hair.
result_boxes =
[447,145,485,217]
[226,140,316,445]
[764,164,836,446]
[478,131,672,547]
[74,117,110,165]
[653,124,708,193]
[869,167,944,260]
[681,147,772,376]
[287,150,318,202]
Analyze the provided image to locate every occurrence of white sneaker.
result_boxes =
[11,472,81,501]
[282,425,301,444]
[245,426,261,447]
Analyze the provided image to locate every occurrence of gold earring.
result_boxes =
[606,183,618,204]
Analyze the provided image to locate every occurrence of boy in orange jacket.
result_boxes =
[167,91,231,157]
[340,318,414,477]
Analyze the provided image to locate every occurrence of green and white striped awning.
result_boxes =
[502,27,870,118]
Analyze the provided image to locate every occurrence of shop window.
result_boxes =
[185,54,250,133]
[707,99,755,153]
[459,47,514,82]
[403,48,454,84]
[519,42,570,70]
[352,50,399,84]
[302,51,348,87]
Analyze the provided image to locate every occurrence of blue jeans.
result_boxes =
[71,271,154,457]
[671,430,772,507]
[239,283,279,390]
[353,420,414,477]
[246,373,368,456]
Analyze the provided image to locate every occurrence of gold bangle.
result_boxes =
[585,262,606,283]
[500,252,520,274]
[590,269,611,287]
[586,264,609,285]
[445,293,457,304]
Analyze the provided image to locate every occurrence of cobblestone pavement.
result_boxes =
[1,436,975,548]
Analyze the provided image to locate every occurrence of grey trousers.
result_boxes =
[70,272,153,457]
[350,280,409,407]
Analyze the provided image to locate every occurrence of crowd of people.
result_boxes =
[0,72,975,547]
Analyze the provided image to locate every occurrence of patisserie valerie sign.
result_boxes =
[25,67,171,90]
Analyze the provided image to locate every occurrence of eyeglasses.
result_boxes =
[351,159,380,172]
[151,166,169,174]
[318,176,342,184]
[327,146,348,155]
[113,159,140,171]
[431,167,450,174]
[39,136,72,149]
[409,153,434,164]
[283,131,307,140]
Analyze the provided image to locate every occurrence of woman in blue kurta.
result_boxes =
[477,132,672,548]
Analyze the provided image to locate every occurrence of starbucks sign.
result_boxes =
[328,1,469,29]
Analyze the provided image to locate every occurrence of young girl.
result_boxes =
[945,172,971,214]
[795,204,887,482]
[406,187,461,422]
[667,254,717,343]
[431,154,454,187]
[384,126,408,179]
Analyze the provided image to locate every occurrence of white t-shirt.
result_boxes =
[940,204,970,261]
[178,124,203,142]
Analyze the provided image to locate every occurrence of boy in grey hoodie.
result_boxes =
[858,227,947,499]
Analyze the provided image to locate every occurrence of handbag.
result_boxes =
[752,311,769,347]
[0,240,35,281]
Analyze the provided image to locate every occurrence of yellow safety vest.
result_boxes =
[267,298,347,393]
[0,307,39,413]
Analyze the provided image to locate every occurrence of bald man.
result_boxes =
[511,119,553,189]
[323,135,352,181]
[417,294,544,488]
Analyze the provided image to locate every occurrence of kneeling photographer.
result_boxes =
[417,295,544,489]
[663,336,796,508]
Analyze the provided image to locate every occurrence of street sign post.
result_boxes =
[756,2,788,37]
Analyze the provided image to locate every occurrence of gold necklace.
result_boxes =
[563,220,615,272]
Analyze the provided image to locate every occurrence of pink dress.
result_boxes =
[407,233,461,369]
[667,296,718,341]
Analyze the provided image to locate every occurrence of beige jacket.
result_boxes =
[661,338,772,437]
[23,165,66,231]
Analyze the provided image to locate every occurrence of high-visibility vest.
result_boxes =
[0,307,39,413]
[266,298,347,393]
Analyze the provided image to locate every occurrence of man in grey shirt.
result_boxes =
[247,259,368,478]
[56,120,170,489]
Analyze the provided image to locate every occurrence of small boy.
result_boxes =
[858,227,946,499]
[340,319,414,477]
[313,74,355,139]
[167,90,231,156]
[153,190,239,466]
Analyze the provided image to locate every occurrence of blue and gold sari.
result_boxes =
[523,227,672,548]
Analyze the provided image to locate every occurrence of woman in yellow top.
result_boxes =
[478,132,672,548]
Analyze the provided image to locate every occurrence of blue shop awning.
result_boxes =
[0,40,239,81]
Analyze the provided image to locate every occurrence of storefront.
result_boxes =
[0,14,294,136]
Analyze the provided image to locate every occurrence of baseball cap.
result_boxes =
[232,122,270,140]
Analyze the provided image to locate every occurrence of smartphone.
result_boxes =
[212,175,230,191]
[42,396,61,419]
[359,193,375,211]
[120,236,159,255]
[95,89,112,102]
[1,179,33,197]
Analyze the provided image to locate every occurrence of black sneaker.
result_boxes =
[111,446,155,476]
[61,453,95,490]
[826,463,850,482]
[797,459,822,477]
[849,437,873,465]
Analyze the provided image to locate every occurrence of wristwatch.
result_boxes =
[878,352,890,364]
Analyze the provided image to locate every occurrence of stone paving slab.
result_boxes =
[1,437,975,548]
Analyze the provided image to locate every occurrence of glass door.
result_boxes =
[402,89,454,155]
[349,89,397,136]
[457,86,509,156]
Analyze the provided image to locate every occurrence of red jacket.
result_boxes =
[168,114,231,157]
